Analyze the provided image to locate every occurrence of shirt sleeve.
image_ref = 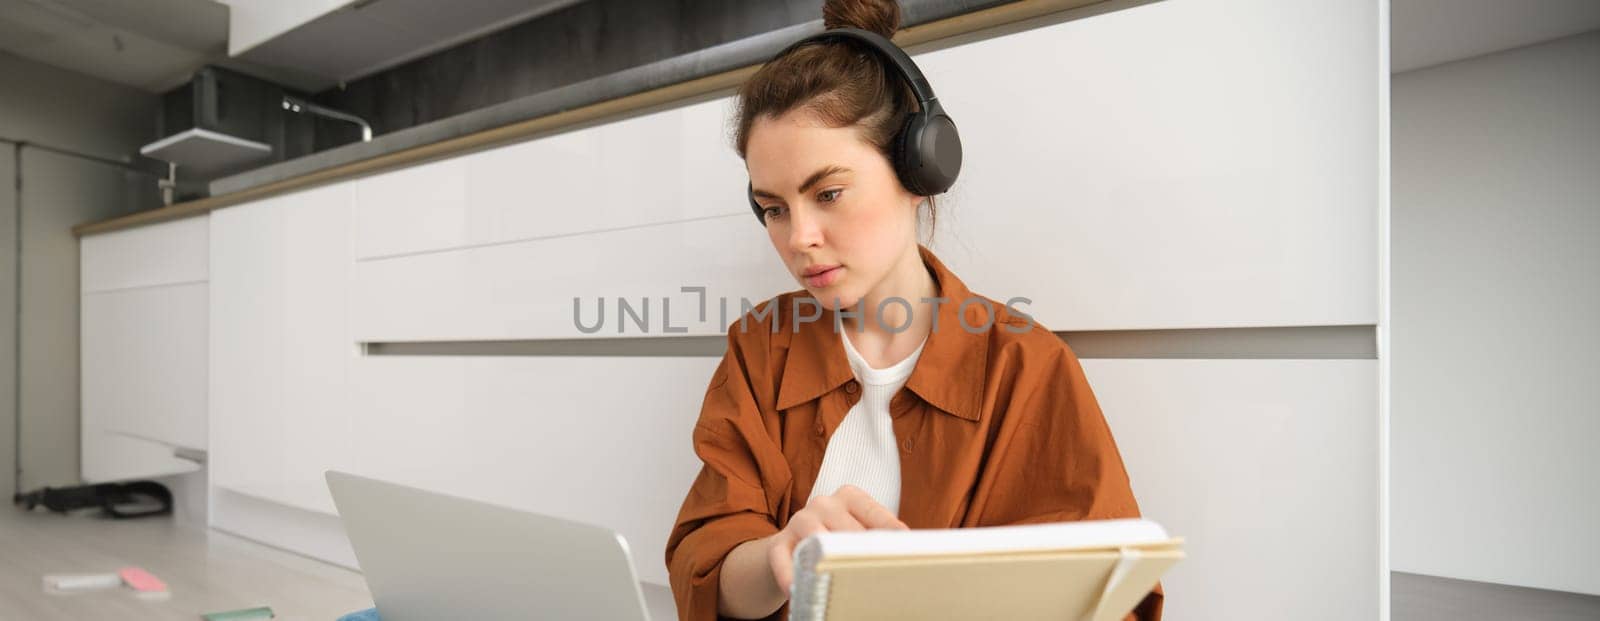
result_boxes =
[982,341,1165,621]
[664,326,791,621]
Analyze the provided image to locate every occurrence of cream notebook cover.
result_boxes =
[788,518,1183,621]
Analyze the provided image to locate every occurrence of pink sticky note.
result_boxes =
[118,567,167,593]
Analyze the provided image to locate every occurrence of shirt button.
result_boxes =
[845,381,859,394]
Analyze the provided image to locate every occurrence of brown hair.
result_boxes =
[734,0,938,233]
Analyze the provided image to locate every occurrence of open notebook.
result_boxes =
[788,518,1183,621]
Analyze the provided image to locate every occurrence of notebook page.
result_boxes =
[810,518,1168,559]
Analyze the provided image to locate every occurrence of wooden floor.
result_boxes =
[8,504,1598,620]
[0,507,373,621]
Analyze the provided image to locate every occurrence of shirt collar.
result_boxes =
[774,243,989,421]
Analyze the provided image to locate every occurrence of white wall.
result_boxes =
[0,52,159,160]
[17,151,153,491]
[180,1,1387,619]
[1391,31,1600,596]
[1,52,159,497]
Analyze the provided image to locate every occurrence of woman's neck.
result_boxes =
[840,246,940,368]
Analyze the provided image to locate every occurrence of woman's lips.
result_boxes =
[803,265,842,288]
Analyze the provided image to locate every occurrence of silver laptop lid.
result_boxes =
[326,470,654,621]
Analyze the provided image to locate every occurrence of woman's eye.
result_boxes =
[818,189,842,203]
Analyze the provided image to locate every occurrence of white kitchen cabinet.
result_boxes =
[209,182,354,515]
[79,216,209,483]
[346,354,717,586]
[1086,358,1380,620]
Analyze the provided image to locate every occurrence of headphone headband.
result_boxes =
[748,26,963,225]
[772,27,943,114]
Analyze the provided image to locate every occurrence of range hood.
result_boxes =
[139,66,283,179]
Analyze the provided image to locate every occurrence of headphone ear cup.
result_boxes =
[747,181,767,226]
[892,113,926,196]
[901,113,962,196]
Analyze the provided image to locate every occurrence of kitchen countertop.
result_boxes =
[73,0,1120,237]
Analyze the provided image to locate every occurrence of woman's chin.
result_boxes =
[805,286,860,311]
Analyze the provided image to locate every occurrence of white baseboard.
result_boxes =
[210,485,359,570]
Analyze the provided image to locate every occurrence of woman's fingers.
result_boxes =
[768,534,795,595]
[802,495,864,532]
[770,514,831,595]
[819,506,867,532]
[834,485,909,530]
[770,488,912,596]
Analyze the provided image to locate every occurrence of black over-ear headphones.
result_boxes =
[747,27,963,225]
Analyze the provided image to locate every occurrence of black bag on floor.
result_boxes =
[12,481,173,518]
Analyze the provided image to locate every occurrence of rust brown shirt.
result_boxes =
[664,244,1163,621]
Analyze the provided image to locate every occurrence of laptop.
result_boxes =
[326,470,678,620]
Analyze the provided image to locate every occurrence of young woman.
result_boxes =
[664,1,1160,619]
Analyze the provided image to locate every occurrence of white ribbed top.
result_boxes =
[806,328,928,517]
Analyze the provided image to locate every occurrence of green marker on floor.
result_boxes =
[201,606,275,621]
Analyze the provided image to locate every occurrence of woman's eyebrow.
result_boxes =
[751,165,852,199]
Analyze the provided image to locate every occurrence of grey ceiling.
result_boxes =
[1391,0,1600,73]
[0,0,584,93]
[0,0,231,92]
[229,0,584,93]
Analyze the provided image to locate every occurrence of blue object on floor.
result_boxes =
[336,608,380,621]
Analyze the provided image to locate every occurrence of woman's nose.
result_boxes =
[786,205,825,251]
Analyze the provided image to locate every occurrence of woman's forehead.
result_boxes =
[746,113,878,186]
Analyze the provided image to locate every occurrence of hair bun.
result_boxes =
[822,0,901,39]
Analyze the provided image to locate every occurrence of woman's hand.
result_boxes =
[767,484,909,595]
